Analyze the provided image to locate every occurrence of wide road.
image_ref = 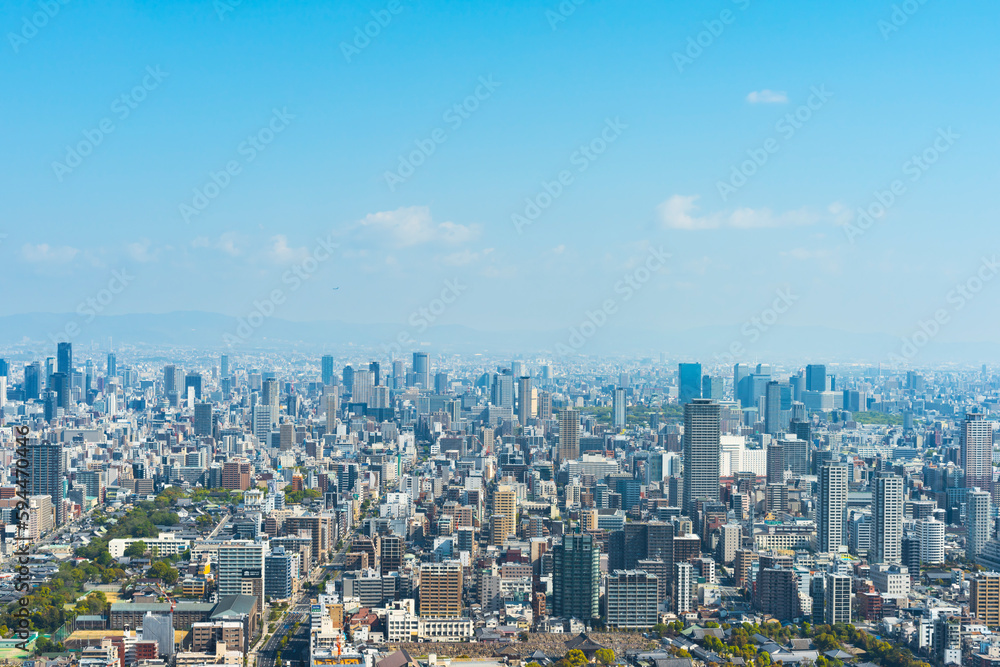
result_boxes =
[257,609,310,667]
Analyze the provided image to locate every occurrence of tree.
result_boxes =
[564,650,588,667]
[124,541,147,558]
[148,560,179,585]
[595,649,616,666]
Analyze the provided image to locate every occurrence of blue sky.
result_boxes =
[3,0,999,350]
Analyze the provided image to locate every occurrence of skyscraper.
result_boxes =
[764,380,781,435]
[29,441,65,525]
[24,362,41,400]
[517,376,532,425]
[217,542,265,611]
[194,403,213,437]
[107,352,117,378]
[184,373,202,400]
[558,409,580,462]
[682,398,721,516]
[412,352,429,388]
[220,353,229,377]
[552,534,600,623]
[49,371,70,411]
[817,464,848,554]
[612,387,626,429]
[963,412,993,494]
[368,361,380,386]
[56,342,72,375]
[766,442,784,485]
[968,488,992,560]
[871,472,904,564]
[678,363,702,404]
[321,355,335,386]
[352,369,374,406]
[491,486,516,546]
[163,364,177,394]
[805,364,827,392]
[419,562,463,618]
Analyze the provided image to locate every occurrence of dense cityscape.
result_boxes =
[0,342,997,667]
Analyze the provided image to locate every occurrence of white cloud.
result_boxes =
[191,232,243,257]
[21,243,79,263]
[658,195,826,231]
[358,206,480,248]
[126,239,159,263]
[267,235,310,264]
[747,89,788,104]
[657,195,721,230]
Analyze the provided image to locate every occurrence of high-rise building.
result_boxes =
[702,375,723,401]
[606,570,659,629]
[552,534,600,623]
[49,371,70,410]
[369,361,381,387]
[185,372,202,400]
[558,409,580,463]
[491,486,516,546]
[613,387,626,429]
[971,574,1000,628]
[222,461,252,490]
[766,442,784,485]
[764,381,781,435]
[674,562,693,613]
[352,369,374,406]
[56,342,72,375]
[518,376,533,425]
[678,363,702,404]
[217,542,265,611]
[29,441,65,525]
[220,354,229,377]
[412,352,429,388]
[967,488,992,559]
[963,412,993,493]
[825,573,852,625]
[871,472,904,564]
[24,362,41,400]
[321,355,335,386]
[194,403,213,437]
[107,352,117,378]
[805,364,827,392]
[917,518,945,565]
[434,372,449,395]
[755,568,800,620]
[419,562,462,618]
[817,464,848,553]
[682,399,720,517]
[163,364,177,394]
[265,546,294,600]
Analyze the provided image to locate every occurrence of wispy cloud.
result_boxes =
[747,89,788,104]
[357,206,481,248]
[21,243,79,263]
[658,194,832,230]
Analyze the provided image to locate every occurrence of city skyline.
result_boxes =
[3,1,1000,362]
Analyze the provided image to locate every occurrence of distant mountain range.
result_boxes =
[0,310,996,367]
